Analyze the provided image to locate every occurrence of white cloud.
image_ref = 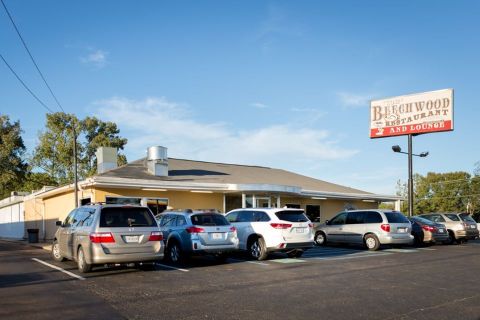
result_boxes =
[93,96,358,170]
[251,102,269,109]
[337,92,376,108]
[80,49,108,68]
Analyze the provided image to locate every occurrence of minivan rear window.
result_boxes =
[191,214,229,226]
[100,207,156,228]
[275,210,309,222]
[384,211,409,223]
[459,214,476,223]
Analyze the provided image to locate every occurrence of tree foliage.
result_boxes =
[31,112,128,185]
[0,115,28,198]
[397,171,479,217]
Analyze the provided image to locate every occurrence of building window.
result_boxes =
[147,198,168,216]
[306,205,321,222]
[285,203,301,209]
[80,198,91,205]
[105,196,141,205]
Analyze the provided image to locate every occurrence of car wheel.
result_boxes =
[364,234,380,251]
[287,249,304,258]
[51,240,64,262]
[168,242,184,264]
[249,237,268,261]
[77,247,92,273]
[446,231,456,245]
[315,232,327,246]
[413,233,424,247]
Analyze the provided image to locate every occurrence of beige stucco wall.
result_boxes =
[93,188,224,212]
[280,196,379,223]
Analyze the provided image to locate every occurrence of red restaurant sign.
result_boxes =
[370,89,454,138]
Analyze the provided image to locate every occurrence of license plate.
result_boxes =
[438,228,445,233]
[471,225,476,229]
[296,228,306,233]
[211,233,223,240]
[397,228,407,233]
[124,235,139,243]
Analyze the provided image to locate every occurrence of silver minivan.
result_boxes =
[52,204,164,273]
[314,210,413,250]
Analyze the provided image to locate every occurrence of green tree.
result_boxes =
[82,116,128,177]
[414,172,471,214]
[31,113,82,185]
[0,115,28,198]
[31,113,128,185]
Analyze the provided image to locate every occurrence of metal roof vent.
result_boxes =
[96,147,118,174]
[147,146,168,176]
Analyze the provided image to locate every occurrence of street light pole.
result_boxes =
[392,139,428,217]
[408,134,413,217]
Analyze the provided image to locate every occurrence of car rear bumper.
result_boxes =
[379,234,414,245]
[267,241,314,252]
[432,233,449,242]
[455,230,479,239]
[89,243,164,264]
[191,241,239,254]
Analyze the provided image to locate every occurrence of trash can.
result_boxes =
[27,228,39,243]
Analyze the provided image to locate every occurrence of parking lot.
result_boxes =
[1,239,480,320]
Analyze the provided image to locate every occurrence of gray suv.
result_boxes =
[419,213,479,244]
[314,210,413,250]
[52,204,164,273]
[157,210,239,264]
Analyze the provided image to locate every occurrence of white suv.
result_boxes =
[225,208,314,260]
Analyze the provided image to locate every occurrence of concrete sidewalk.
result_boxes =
[0,238,51,251]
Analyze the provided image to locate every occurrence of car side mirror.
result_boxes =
[325,220,330,225]
[56,221,62,227]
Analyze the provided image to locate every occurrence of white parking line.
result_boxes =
[312,252,392,261]
[416,247,437,251]
[155,263,189,272]
[303,250,363,256]
[228,258,270,266]
[31,258,85,280]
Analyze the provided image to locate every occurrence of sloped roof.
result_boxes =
[98,158,371,195]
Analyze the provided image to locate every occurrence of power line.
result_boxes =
[0,54,54,113]
[1,0,64,112]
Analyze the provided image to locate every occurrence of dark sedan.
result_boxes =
[409,216,449,245]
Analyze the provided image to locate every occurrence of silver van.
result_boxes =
[52,204,164,273]
[314,210,413,250]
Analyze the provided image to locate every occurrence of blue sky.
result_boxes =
[1,0,479,195]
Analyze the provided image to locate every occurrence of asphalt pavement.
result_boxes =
[1,239,480,320]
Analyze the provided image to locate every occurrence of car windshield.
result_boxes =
[275,210,309,222]
[459,214,476,223]
[384,211,409,223]
[100,207,156,227]
[191,214,229,226]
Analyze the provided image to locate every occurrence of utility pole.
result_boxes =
[73,125,78,208]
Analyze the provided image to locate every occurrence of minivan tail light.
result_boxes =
[270,223,292,229]
[308,223,313,228]
[186,226,205,234]
[380,224,390,232]
[149,231,163,241]
[90,232,115,243]
[229,226,237,232]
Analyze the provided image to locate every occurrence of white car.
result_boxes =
[225,208,314,260]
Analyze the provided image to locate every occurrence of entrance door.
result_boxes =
[256,197,271,208]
